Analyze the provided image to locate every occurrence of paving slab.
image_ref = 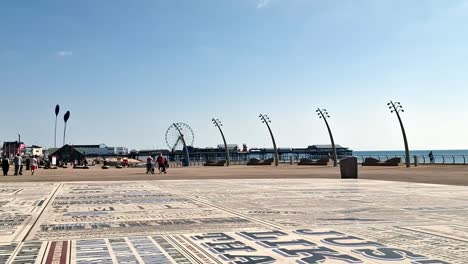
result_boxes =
[0,179,466,263]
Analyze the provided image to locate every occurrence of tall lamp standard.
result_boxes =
[173,123,190,167]
[388,101,410,168]
[54,105,60,148]
[259,114,279,166]
[212,118,230,166]
[316,108,337,167]
[63,111,70,146]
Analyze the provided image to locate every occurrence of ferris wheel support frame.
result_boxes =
[173,123,191,166]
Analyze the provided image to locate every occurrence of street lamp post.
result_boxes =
[316,108,337,167]
[388,101,410,168]
[54,105,60,148]
[63,111,70,146]
[212,118,230,166]
[259,114,279,166]
[17,133,21,155]
[173,123,190,167]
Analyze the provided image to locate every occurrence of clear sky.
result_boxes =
[1,0,467,151]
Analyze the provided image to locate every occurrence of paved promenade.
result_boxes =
[1,165,468,186]
[1,176,467,263]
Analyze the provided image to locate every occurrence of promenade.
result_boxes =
[1,166,467,263]
[1,164,468,186]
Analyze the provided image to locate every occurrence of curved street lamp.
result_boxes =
[259,114,279,166]
[388,101,410,168]
[54,104,60,148]
[316,108,337,167]
[63,111,70,146]
[212,118,230,166]
[173,123,190,166]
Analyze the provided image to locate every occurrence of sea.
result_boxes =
[353,150,468,164]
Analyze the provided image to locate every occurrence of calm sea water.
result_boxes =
[353,150,468,164]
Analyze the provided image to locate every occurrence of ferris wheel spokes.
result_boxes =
[165,122,194,166]
[171,135,182,152]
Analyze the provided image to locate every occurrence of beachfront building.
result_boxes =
[45,144,128,158]
[2,141,26,158]
[71,144,128,156]
[24,145,43,157]
[49,145,85,164]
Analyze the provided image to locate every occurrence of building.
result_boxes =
[109,146,128,155]
[71,144,128,156]
[49,145,85,163]
[24,145,43,157]
[2,141,25,158]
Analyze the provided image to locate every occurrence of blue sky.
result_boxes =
[1,0,467,151]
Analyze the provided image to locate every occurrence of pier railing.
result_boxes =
[167,154,467,166]
[355,155,467,165]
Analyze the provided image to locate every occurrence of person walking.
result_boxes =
[19,155,24,175]
[31,155,39,175]
[13,154,23,175]
[156,153,167,174]
[164,158,169,173]
[146,156,154,174]
[428,151,435,164]
[2,156,9,176]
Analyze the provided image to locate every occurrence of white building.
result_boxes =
[24,145,43,157]
[71,144,128,156]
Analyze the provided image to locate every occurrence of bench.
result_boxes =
[362,157,401,166]
[246,158,274,166]
[298,158,330,166]
[204,160,226,167]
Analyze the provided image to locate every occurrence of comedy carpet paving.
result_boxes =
[0,179,466,263]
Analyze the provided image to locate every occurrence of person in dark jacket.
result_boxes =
[428,151,435,164]
[2,157,9,176]
[156,153,167,174]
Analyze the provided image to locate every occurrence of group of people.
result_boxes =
[1,154,39,176]
[146,153,168,174]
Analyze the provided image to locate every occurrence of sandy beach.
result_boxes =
[1,164,467,185]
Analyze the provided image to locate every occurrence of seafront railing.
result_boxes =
[166,154,467,166]
[355,155,467,165]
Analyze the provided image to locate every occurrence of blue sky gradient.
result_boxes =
[1,0,467,150]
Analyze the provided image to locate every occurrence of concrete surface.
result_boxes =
[0,178,466,263]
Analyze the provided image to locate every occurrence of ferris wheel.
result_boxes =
[165,122,194,151]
